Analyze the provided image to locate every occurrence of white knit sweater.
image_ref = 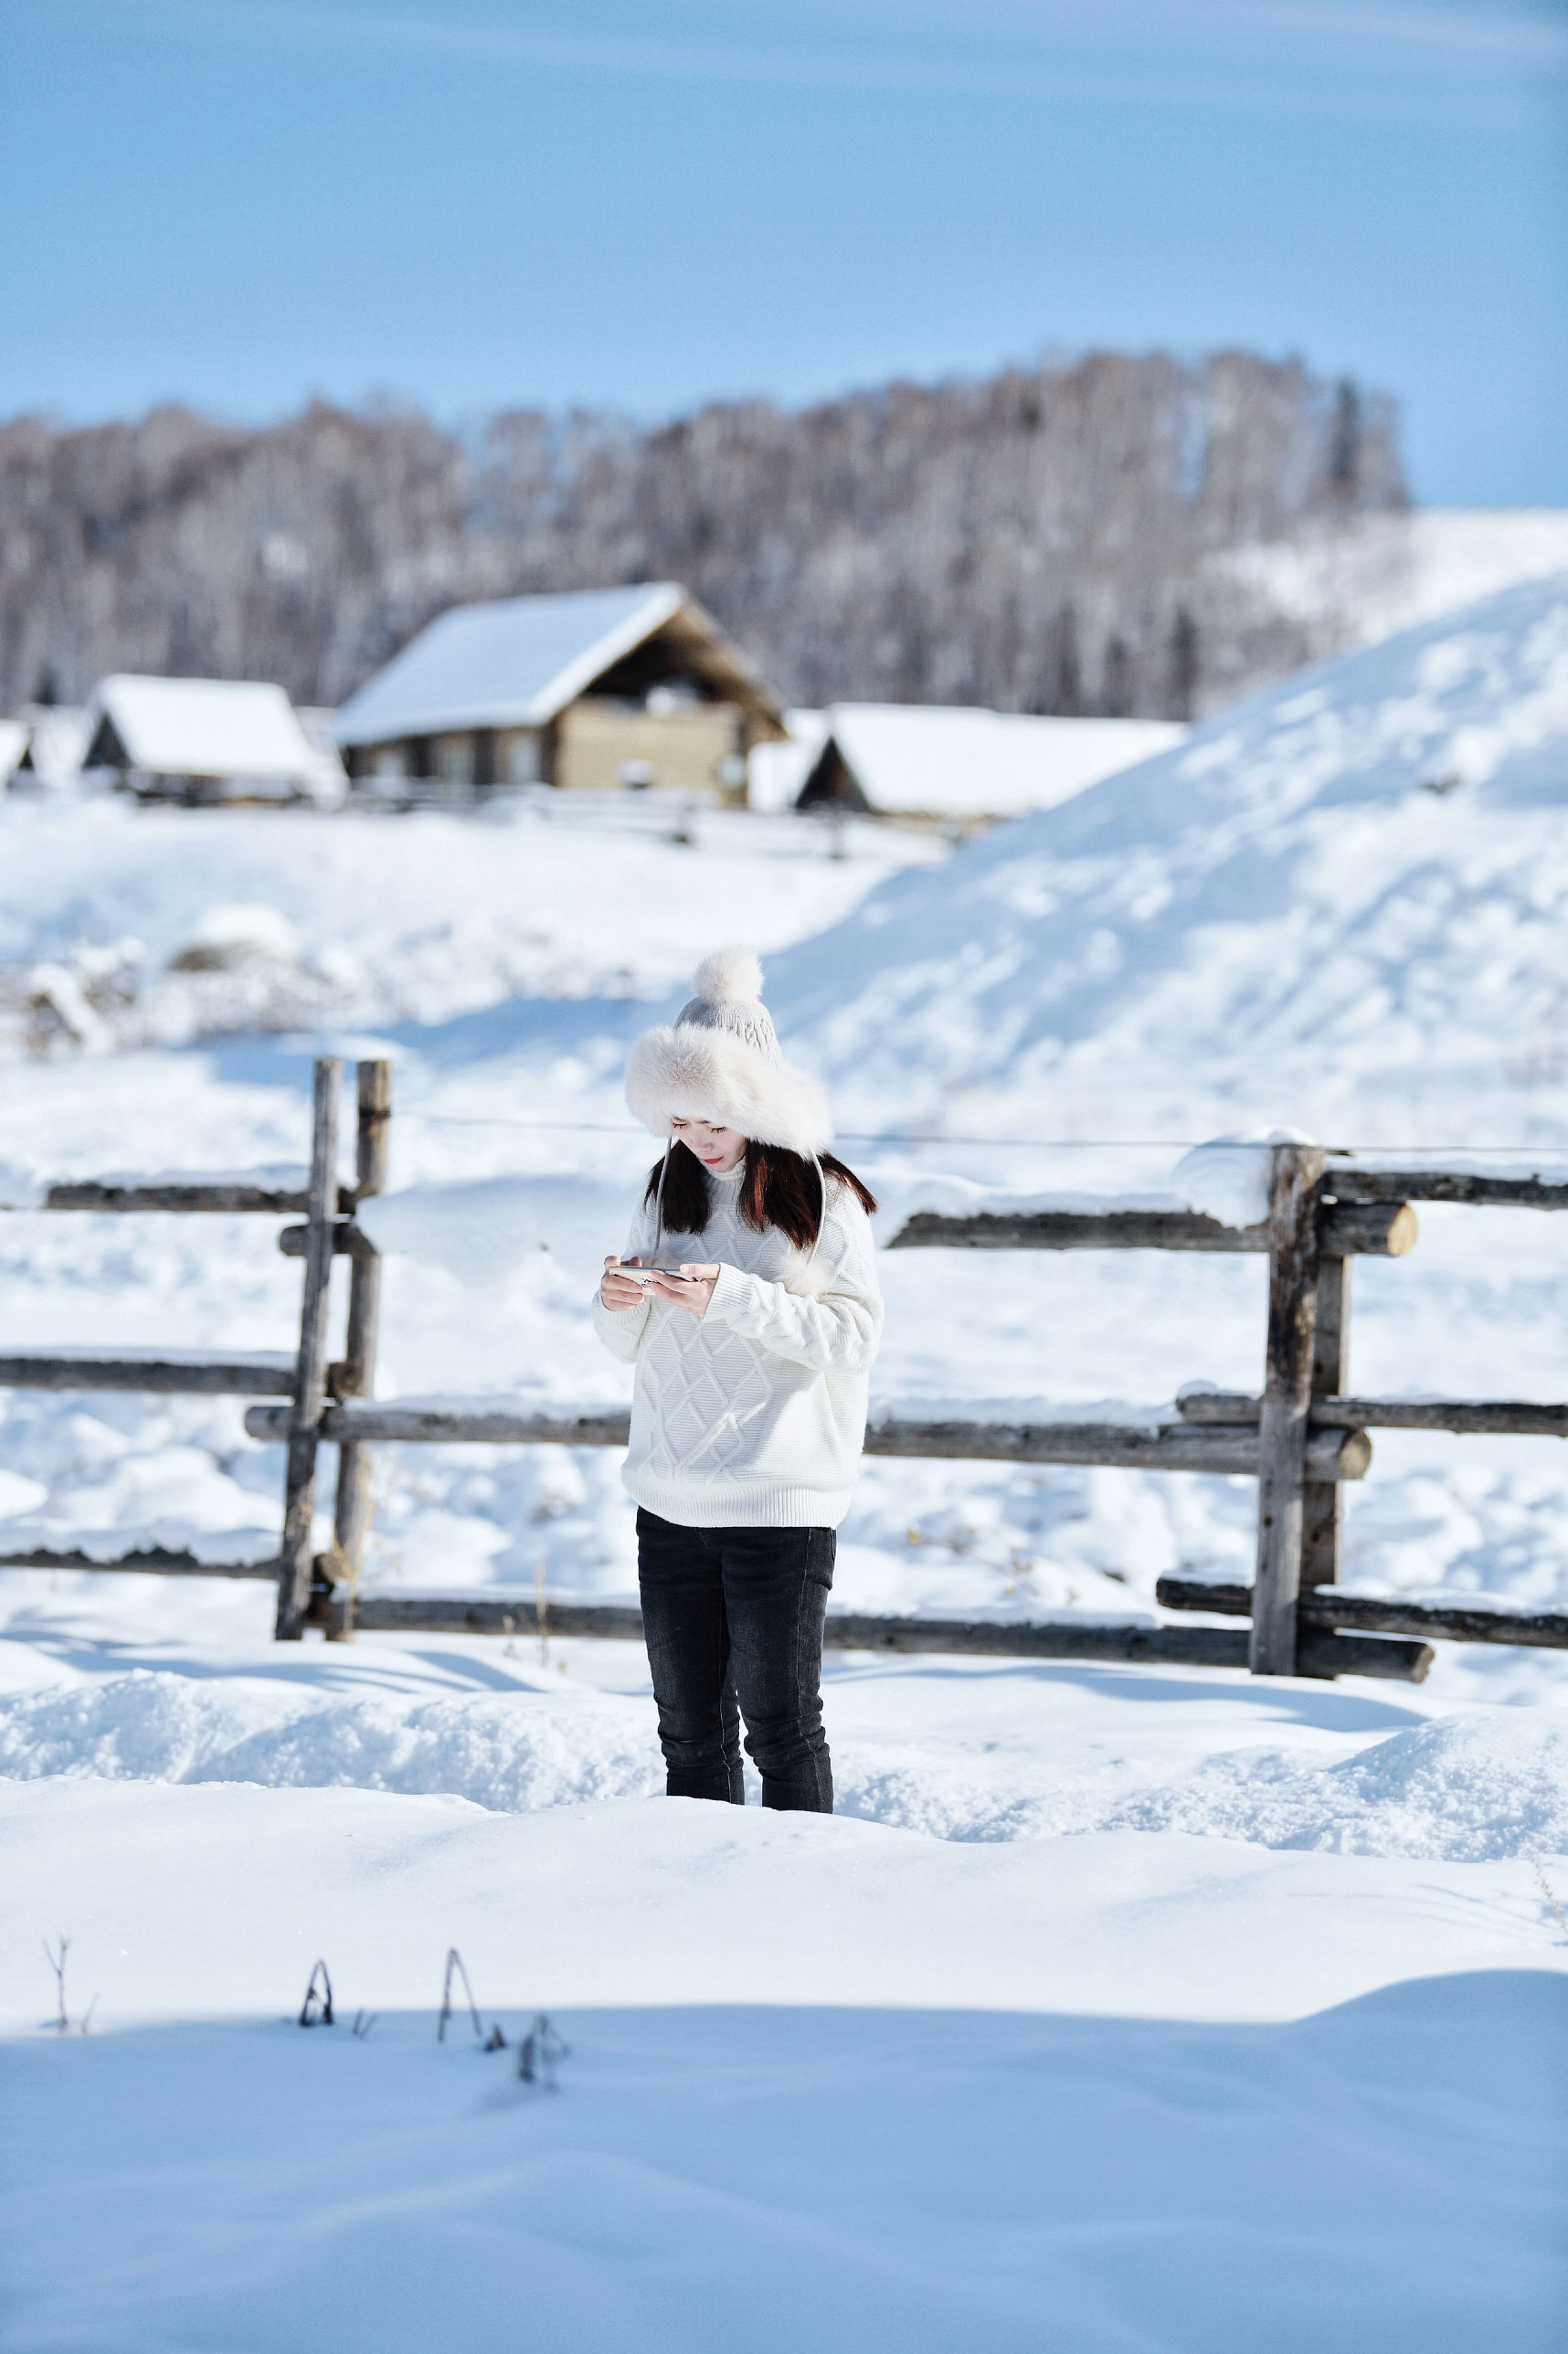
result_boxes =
[590,1160,884,1529]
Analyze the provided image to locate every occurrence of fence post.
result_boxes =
[275,1058,341,1640]
[1251,1141,1326,1675]
[1301,1249,1351,1594]
[323,1058,392,1639]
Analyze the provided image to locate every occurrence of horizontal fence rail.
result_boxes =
[1157,1575,1568,1650]
[1328,1168,1568,1210]
[239,1399,1374,1480]
[343,1590,1432,1680]
[0,1543,277,1578]
[885,1202,1416,1257]
[1176,1387,1568,1437]
[35,1181,359,1216]
[0,1350,297,1395]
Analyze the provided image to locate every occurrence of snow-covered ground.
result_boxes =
[0,790,943,1053]
[4,1601,1566,2349]
[5,578,1568,2349]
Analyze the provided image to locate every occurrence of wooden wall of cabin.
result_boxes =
[348,702,757,799]
[348,727,547,791]
[553,699,747,798]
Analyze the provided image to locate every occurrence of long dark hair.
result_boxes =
[643,1138,877,1250]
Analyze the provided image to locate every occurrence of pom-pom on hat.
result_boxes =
[625,947,832,1157]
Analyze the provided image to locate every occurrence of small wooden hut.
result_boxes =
[794,705,1188,822]
[80,677,343,804]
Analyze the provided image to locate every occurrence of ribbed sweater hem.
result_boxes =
[625,1469,856,1532]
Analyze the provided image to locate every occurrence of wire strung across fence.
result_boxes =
[5,1058,1568,1682]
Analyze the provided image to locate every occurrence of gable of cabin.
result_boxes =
[797,736,873,812]
[82,711,132,771]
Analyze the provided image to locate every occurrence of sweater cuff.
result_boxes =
[705,1260,763,1330]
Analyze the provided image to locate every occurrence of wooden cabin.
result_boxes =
[79,677,343,804]
[334,583,787,802]
[793,705,1188,822]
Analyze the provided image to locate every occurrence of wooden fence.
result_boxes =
[5,1056,1568,1684]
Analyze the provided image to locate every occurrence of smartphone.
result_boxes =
[611,1263,696,1287]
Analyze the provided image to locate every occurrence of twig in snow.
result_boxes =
[298,1958,334,2027]
[516,2014,567,2091]
[42,1936,69,2032]
[1531,1856,1567,1938]
[351,2009,377,2039]
[79,1995,99,2036]
[438,1947,486,2044]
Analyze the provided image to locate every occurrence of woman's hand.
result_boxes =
[600,1256,650,1310]
[649,1262,719,1319]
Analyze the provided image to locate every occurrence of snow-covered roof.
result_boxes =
[334,582,781,748]
[805,705,1188,818]
[86,676,338,788]
[15,705,92,789]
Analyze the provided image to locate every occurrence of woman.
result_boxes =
[593,949,882,1813]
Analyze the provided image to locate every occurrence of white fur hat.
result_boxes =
[625,948,832,1157]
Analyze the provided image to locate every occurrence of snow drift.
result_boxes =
[6,1671,1563,1861]
[767,571,1568,1140]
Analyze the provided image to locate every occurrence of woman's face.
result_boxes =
[672,1118,747,1172]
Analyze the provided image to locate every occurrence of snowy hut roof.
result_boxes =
[333,583,785,748]
[84,676,339,788]
[800,705,1188,819]
[15,705,93,789]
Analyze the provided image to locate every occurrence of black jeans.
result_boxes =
[636,1509,835,1812]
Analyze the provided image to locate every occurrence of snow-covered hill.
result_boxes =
[770,571,1568,1146]
[1216,508,1568,661]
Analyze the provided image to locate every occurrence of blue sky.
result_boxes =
[2,0,1564,503]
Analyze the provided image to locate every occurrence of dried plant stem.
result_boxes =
[43,1935,69,2032]
[438,1948,485,2044]
[1531,1856,1567,1936]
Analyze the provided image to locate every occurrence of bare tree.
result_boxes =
[0,351,1405,720]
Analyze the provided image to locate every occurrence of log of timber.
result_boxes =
[1157,1575,1568,1651]
[345,1595,648,1641]
[1178,1388,1568,1437]
[275,1060,340,1641]
[40,1180,356,1215]
[0,1544,277,1578]
[1330,1168,1568,1211]
[863,1416,1369,1478]
[339,1589,1430,1677]
[0,1351,295,1394]
[886,1202,1415,1257]
[243,1399,1372,1479]
[328,1061,392,1641]
[1303,1250,1351,1595]
[1251,1142,1326,1674]
[279,1221,376,1260]
[247,1402,636,1448]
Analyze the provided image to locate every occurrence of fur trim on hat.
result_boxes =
[625,1022,832,1157]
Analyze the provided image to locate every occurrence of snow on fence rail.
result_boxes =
[5,1056,1568,1682]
